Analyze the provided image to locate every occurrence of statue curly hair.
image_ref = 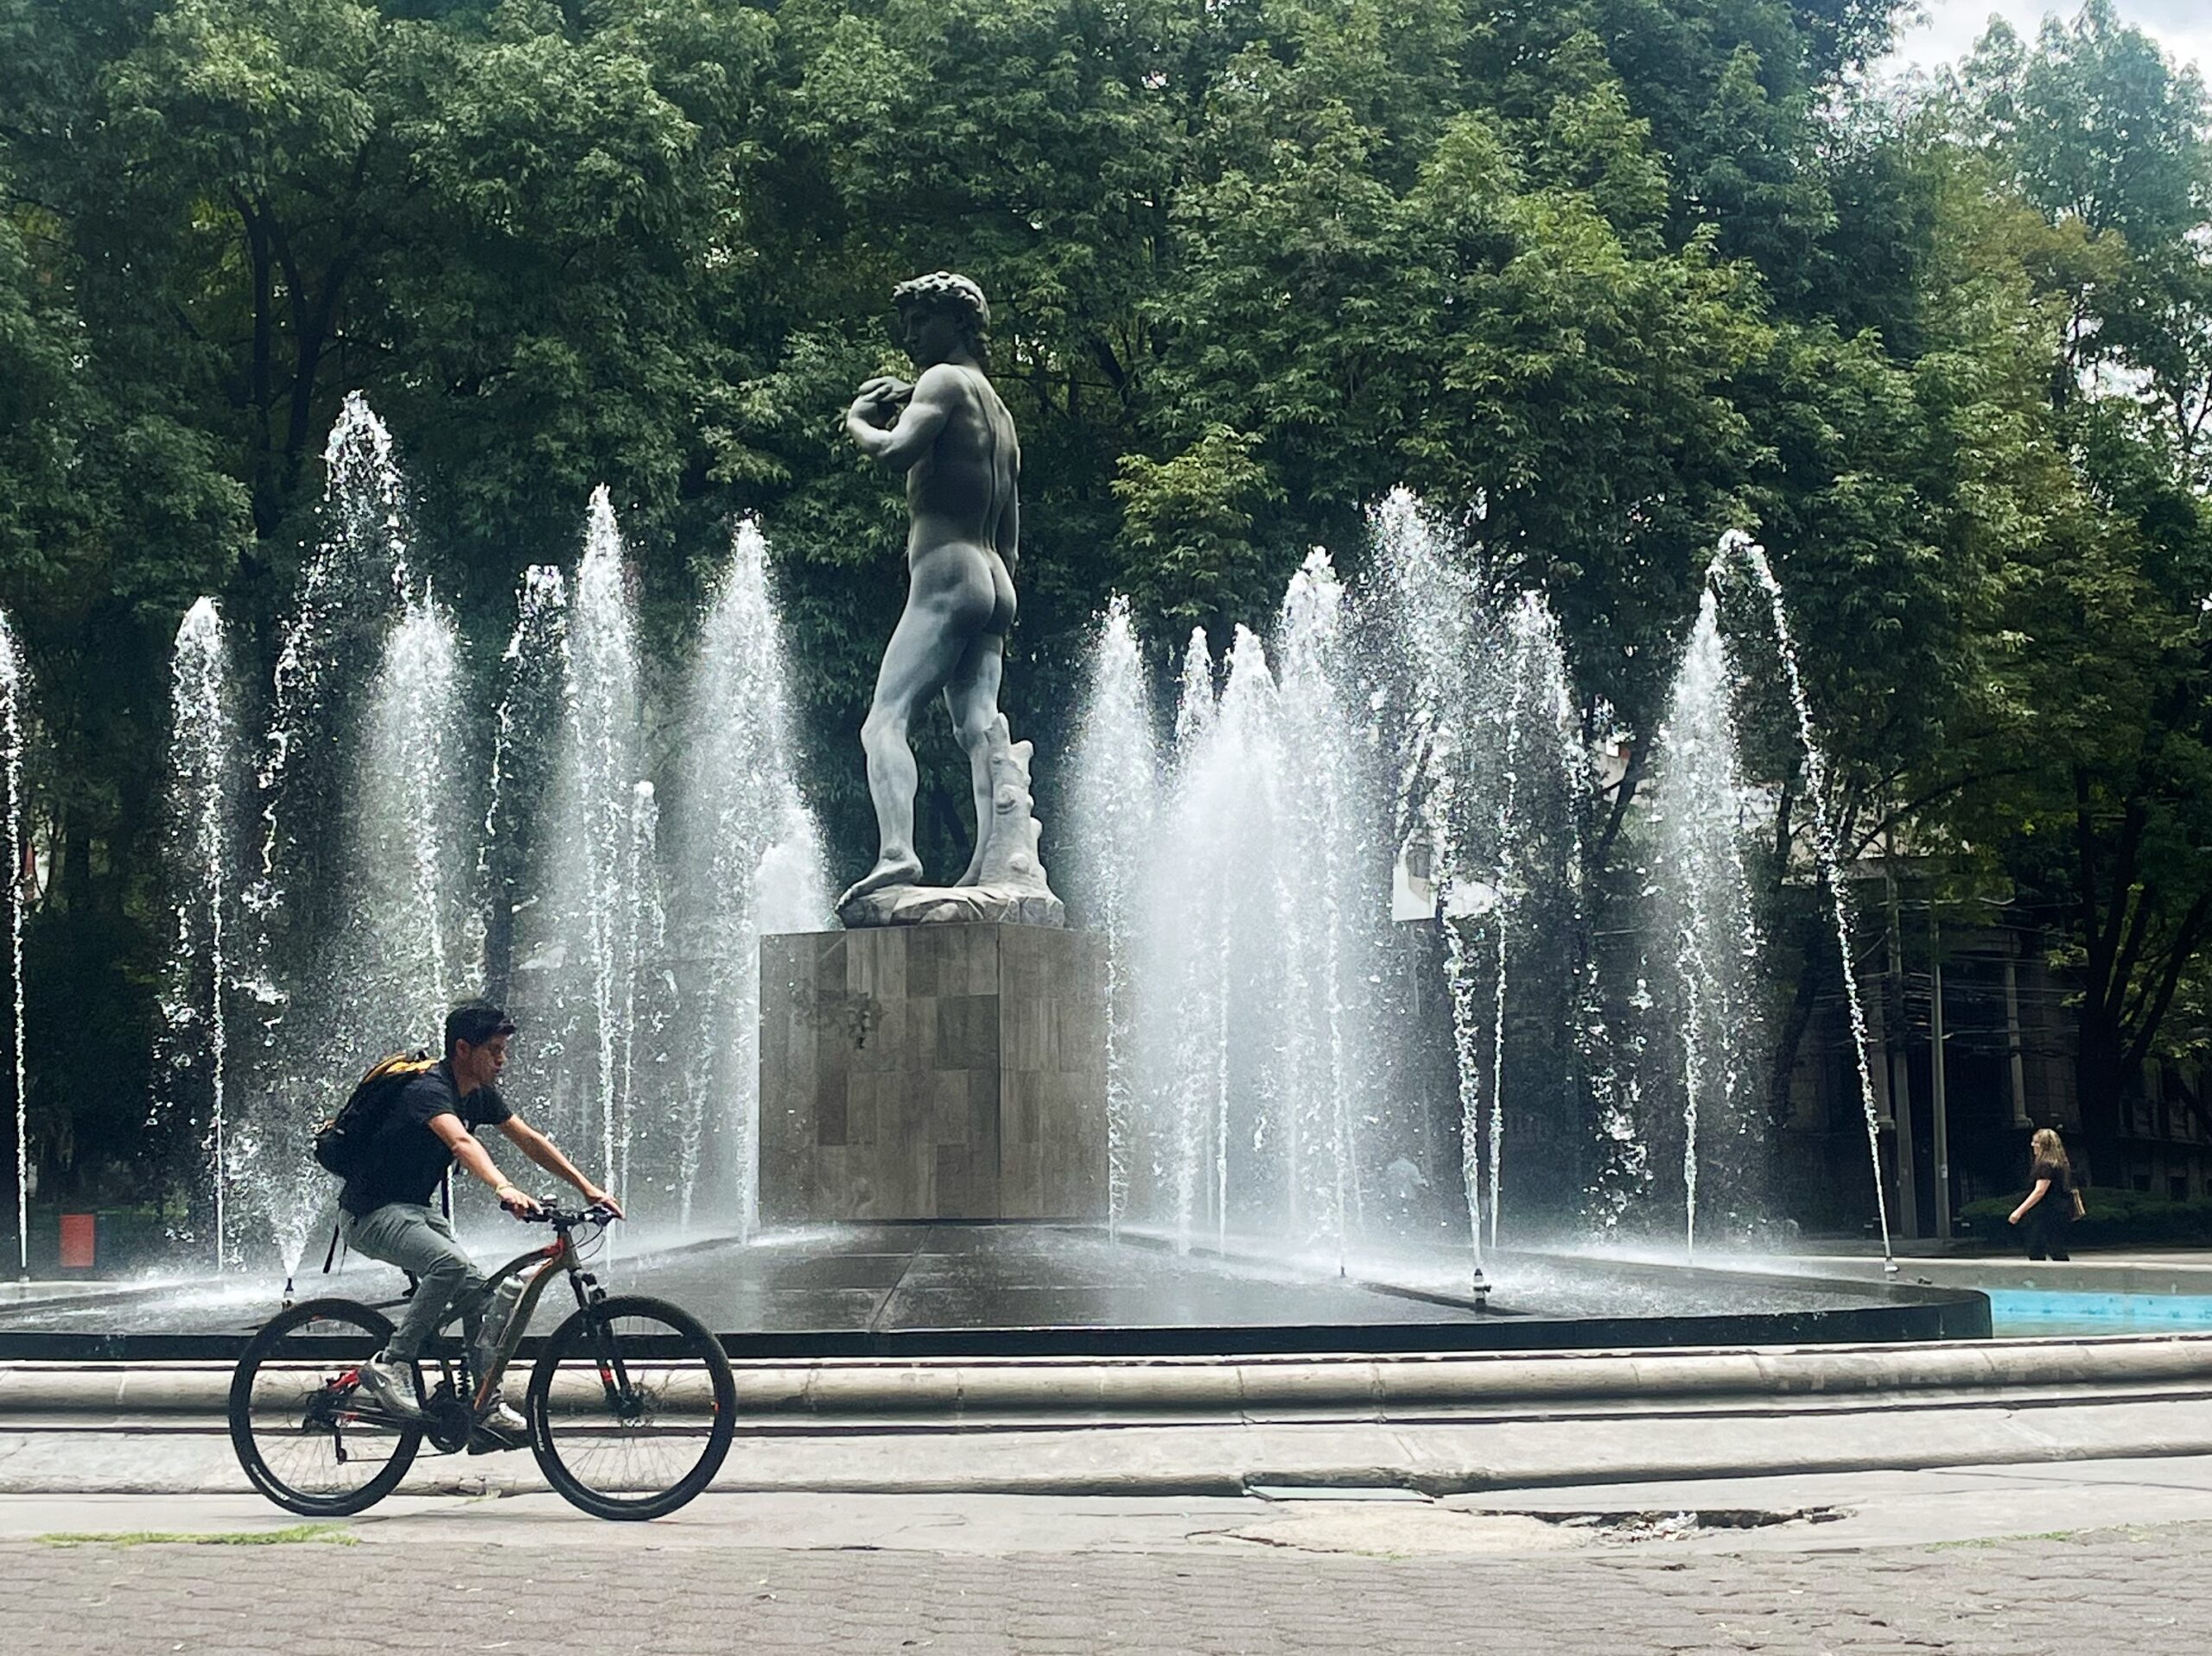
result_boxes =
[893,270,990,365]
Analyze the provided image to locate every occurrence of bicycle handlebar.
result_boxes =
[512,1199,621,1229]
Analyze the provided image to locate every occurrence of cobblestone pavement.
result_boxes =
[8,1519,2209,1654]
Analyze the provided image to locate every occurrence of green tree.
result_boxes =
[1940,6,2212,1176]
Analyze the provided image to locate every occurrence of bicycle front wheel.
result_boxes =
[228,1298,423,1516]
[525,1294,736,1520]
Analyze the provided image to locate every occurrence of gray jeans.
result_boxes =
[342,1202,493,1365]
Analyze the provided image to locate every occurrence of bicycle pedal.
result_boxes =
[467,1424,528,1455]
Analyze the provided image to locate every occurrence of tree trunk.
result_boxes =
[59,828,92,912]
[235,192,279,537]
[2074,1006,2126,1191]
[1592,736,1645,874]
[1766,905,1824,1129]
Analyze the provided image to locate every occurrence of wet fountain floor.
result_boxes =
[0,1224,1985,1360]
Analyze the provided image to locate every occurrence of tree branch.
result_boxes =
[1843,765,2037,864]
[2107,882,2158,1025]
[2096,796,2149,1004]
[2121,891,2212,1075]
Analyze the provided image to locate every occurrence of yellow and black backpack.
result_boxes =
[311,1050,440,1180]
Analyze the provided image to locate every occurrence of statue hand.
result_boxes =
[852,376,913,424]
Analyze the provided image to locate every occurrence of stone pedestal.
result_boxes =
[759,924,1108,1222]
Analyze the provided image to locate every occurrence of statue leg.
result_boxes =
[839,599,969,908]
[944,631,1006,887]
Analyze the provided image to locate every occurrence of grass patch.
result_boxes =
[1928,1530,2076,1550]
[37,1523,358,1549]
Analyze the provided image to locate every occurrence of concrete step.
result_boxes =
[7,1331,2212,1418]
[8,1391,2212,1497]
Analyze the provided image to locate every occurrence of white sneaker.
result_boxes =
[482,1393,529,1438]
[355,1352,424,1421]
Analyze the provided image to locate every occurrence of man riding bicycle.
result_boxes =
[340,999,621,1434]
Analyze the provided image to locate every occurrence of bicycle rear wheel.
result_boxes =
[228,1298,424,1516]
[525,1294,735,1520]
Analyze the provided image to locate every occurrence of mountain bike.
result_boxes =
[227,1200,736,1521]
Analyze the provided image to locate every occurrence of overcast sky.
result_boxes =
[1880,1,2211,81]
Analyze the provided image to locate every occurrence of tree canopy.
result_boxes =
[1,0,2208,1198]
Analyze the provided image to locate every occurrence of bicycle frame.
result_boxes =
[431,1223,605,1418]
[237,1203,731,1521]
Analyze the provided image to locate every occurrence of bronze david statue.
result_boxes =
[836,272,1063,929]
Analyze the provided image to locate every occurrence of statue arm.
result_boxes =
[847,366,957,472]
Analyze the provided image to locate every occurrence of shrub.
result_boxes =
[1958,1187,2212,1249]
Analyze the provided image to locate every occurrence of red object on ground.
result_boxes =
[58,1213,95,1270]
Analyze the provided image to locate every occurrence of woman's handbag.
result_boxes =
[2070,1189,2087,1221]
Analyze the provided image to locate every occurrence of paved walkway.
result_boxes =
[10,1458,2212,1653]
[10,1525,2207,1653]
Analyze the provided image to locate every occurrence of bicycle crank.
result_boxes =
[420,1381,474,1454]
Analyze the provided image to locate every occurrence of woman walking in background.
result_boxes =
[2008,1127,2080,1262]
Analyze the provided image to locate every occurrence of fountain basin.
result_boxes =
[0,1223,1984,1362]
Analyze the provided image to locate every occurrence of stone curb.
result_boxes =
[4,1394,2211,1498]
[1781,1256,2212,1298]
[7,1332,2211,1418]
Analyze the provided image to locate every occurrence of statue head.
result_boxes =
[893,271,990,367]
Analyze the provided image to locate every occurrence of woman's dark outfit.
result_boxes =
[2021,1158,2074,1262]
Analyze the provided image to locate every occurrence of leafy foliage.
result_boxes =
[0,0,2208,1200]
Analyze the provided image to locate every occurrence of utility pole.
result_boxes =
[1929,906,1951,1241]
[2004,947,2031,1130]
[1883,857,1919,1238]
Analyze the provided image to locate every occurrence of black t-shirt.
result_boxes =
[2031,1158,2073,1216]
[340,1061,513,1216]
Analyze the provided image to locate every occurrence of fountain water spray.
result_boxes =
[354,592,473,1036]
[1071,567,1393,1266]
[1212,628,1284,1251]
[1141,623,1294,1254]
[1161,629,1217,1249]
[1364,501,1586,1270]
[229,583,476,1277]
[250,393,410,920]
[1727,534,1893,1264]
[673,517,829,1233]
[509,488,677,1221]
[0,619,25,1278]
[161,600,238,1266]
[1276,553,1369,1265]
[482,567,570,1008]
[1366,492,1491,1278]
[1649,590,1766,1255]
[139,429,1840,1285]
[1051,493,1833,1281]
[1482,593,1587,1253]
[223,394,420,1272]
[1066,596,1159,1238]
[1590,970,1656,1232]
[1484,602,1539,1250]
[570,489,650,1190]
[615,779,663,1209]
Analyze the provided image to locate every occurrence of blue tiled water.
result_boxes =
[1987,1289,2212,1338]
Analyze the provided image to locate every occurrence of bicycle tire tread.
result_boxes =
[227,1297,423,1517]
[525,1293,736,1521]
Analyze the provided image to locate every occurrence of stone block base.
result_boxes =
[759,924,1108,1222]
